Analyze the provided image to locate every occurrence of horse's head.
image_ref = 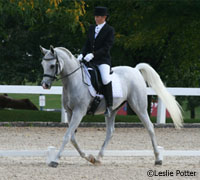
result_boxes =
[40,45,63,89]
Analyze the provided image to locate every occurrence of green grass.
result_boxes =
[6,93,200,120]
[1,83,200,123]
[6,81,63,109]
[0,109,152,123]
[7,94,61,109]
[5,93,193,117]
[0,109,200,123]
[0,109,60,122]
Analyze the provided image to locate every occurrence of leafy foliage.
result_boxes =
[0,0,86,84]
[1,0,200,88]
[108,0,200,87]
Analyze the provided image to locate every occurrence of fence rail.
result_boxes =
[0,146,199,165]
[1,85,200,123]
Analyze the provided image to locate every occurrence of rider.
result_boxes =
[77,6,115,117]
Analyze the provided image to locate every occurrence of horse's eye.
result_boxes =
[50,65,55,69]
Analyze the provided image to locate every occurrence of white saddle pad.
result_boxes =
[82,64,123,98]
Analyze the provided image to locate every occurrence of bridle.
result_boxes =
[43,54,60,80]
[43,53,81,81]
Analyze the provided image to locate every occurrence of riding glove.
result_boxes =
[84,53,94,62]
[77,54,83,61]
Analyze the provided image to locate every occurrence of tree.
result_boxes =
[109,0,200,87]
[1,0,200,89]
[0,0,86,84]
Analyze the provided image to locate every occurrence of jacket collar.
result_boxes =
[94,23,108,40]
[96,22,106,30]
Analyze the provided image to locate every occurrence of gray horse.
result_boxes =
[40,46,182,168]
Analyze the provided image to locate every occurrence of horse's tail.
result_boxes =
[136,63,183,128]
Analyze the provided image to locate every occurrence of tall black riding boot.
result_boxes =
[103,81,113,117]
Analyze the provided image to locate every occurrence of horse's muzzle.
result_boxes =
[41,80,51,89]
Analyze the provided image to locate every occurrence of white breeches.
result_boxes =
[97,64,111,85]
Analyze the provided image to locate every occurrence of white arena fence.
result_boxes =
[0,146,200,163]
[1,85,200,123]
[1,85,200,160]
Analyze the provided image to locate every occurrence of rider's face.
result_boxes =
[95,16,106,25]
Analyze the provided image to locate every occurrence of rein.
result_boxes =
[58,65,81,80]
[43,54,81,81]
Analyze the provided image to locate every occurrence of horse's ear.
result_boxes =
[40,45,48,55]
[50,45,54,55]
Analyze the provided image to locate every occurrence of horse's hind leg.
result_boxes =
[128,99,162,165]
[85,110,117,165]
[97,110,117,163]
[139,112,162,165]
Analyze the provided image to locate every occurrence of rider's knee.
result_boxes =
[102,77,111,85]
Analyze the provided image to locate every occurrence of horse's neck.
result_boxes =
[57,48,91,110]
[61,54,82,90]
[62,58,78,75]
[56,47,78,72]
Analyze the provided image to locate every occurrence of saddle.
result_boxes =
[86,61,103,94]
[81,61,113,115]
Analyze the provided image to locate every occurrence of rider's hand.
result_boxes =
[77,54,83,61]
[84,53,94,62]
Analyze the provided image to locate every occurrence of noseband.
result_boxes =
[43,55,60,80]
[43,54,81,80]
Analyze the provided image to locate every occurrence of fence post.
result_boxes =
[61,93,68,123]
[158,146,164,161]
[46,146,56,164]
[157,97,166,124]
[39,94,45,111]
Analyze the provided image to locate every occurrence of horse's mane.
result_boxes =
[57,47,75,60]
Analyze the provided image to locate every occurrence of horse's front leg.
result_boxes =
[66,112,94,161]
[64,111,86,159]
[48,109,85,168]
[89,110,117,165]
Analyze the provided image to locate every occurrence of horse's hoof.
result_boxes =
[155,160,162,166]
[87,154,101,165]
[94,159,101,165]
[48,161,59,168]
[88,154,96,164]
